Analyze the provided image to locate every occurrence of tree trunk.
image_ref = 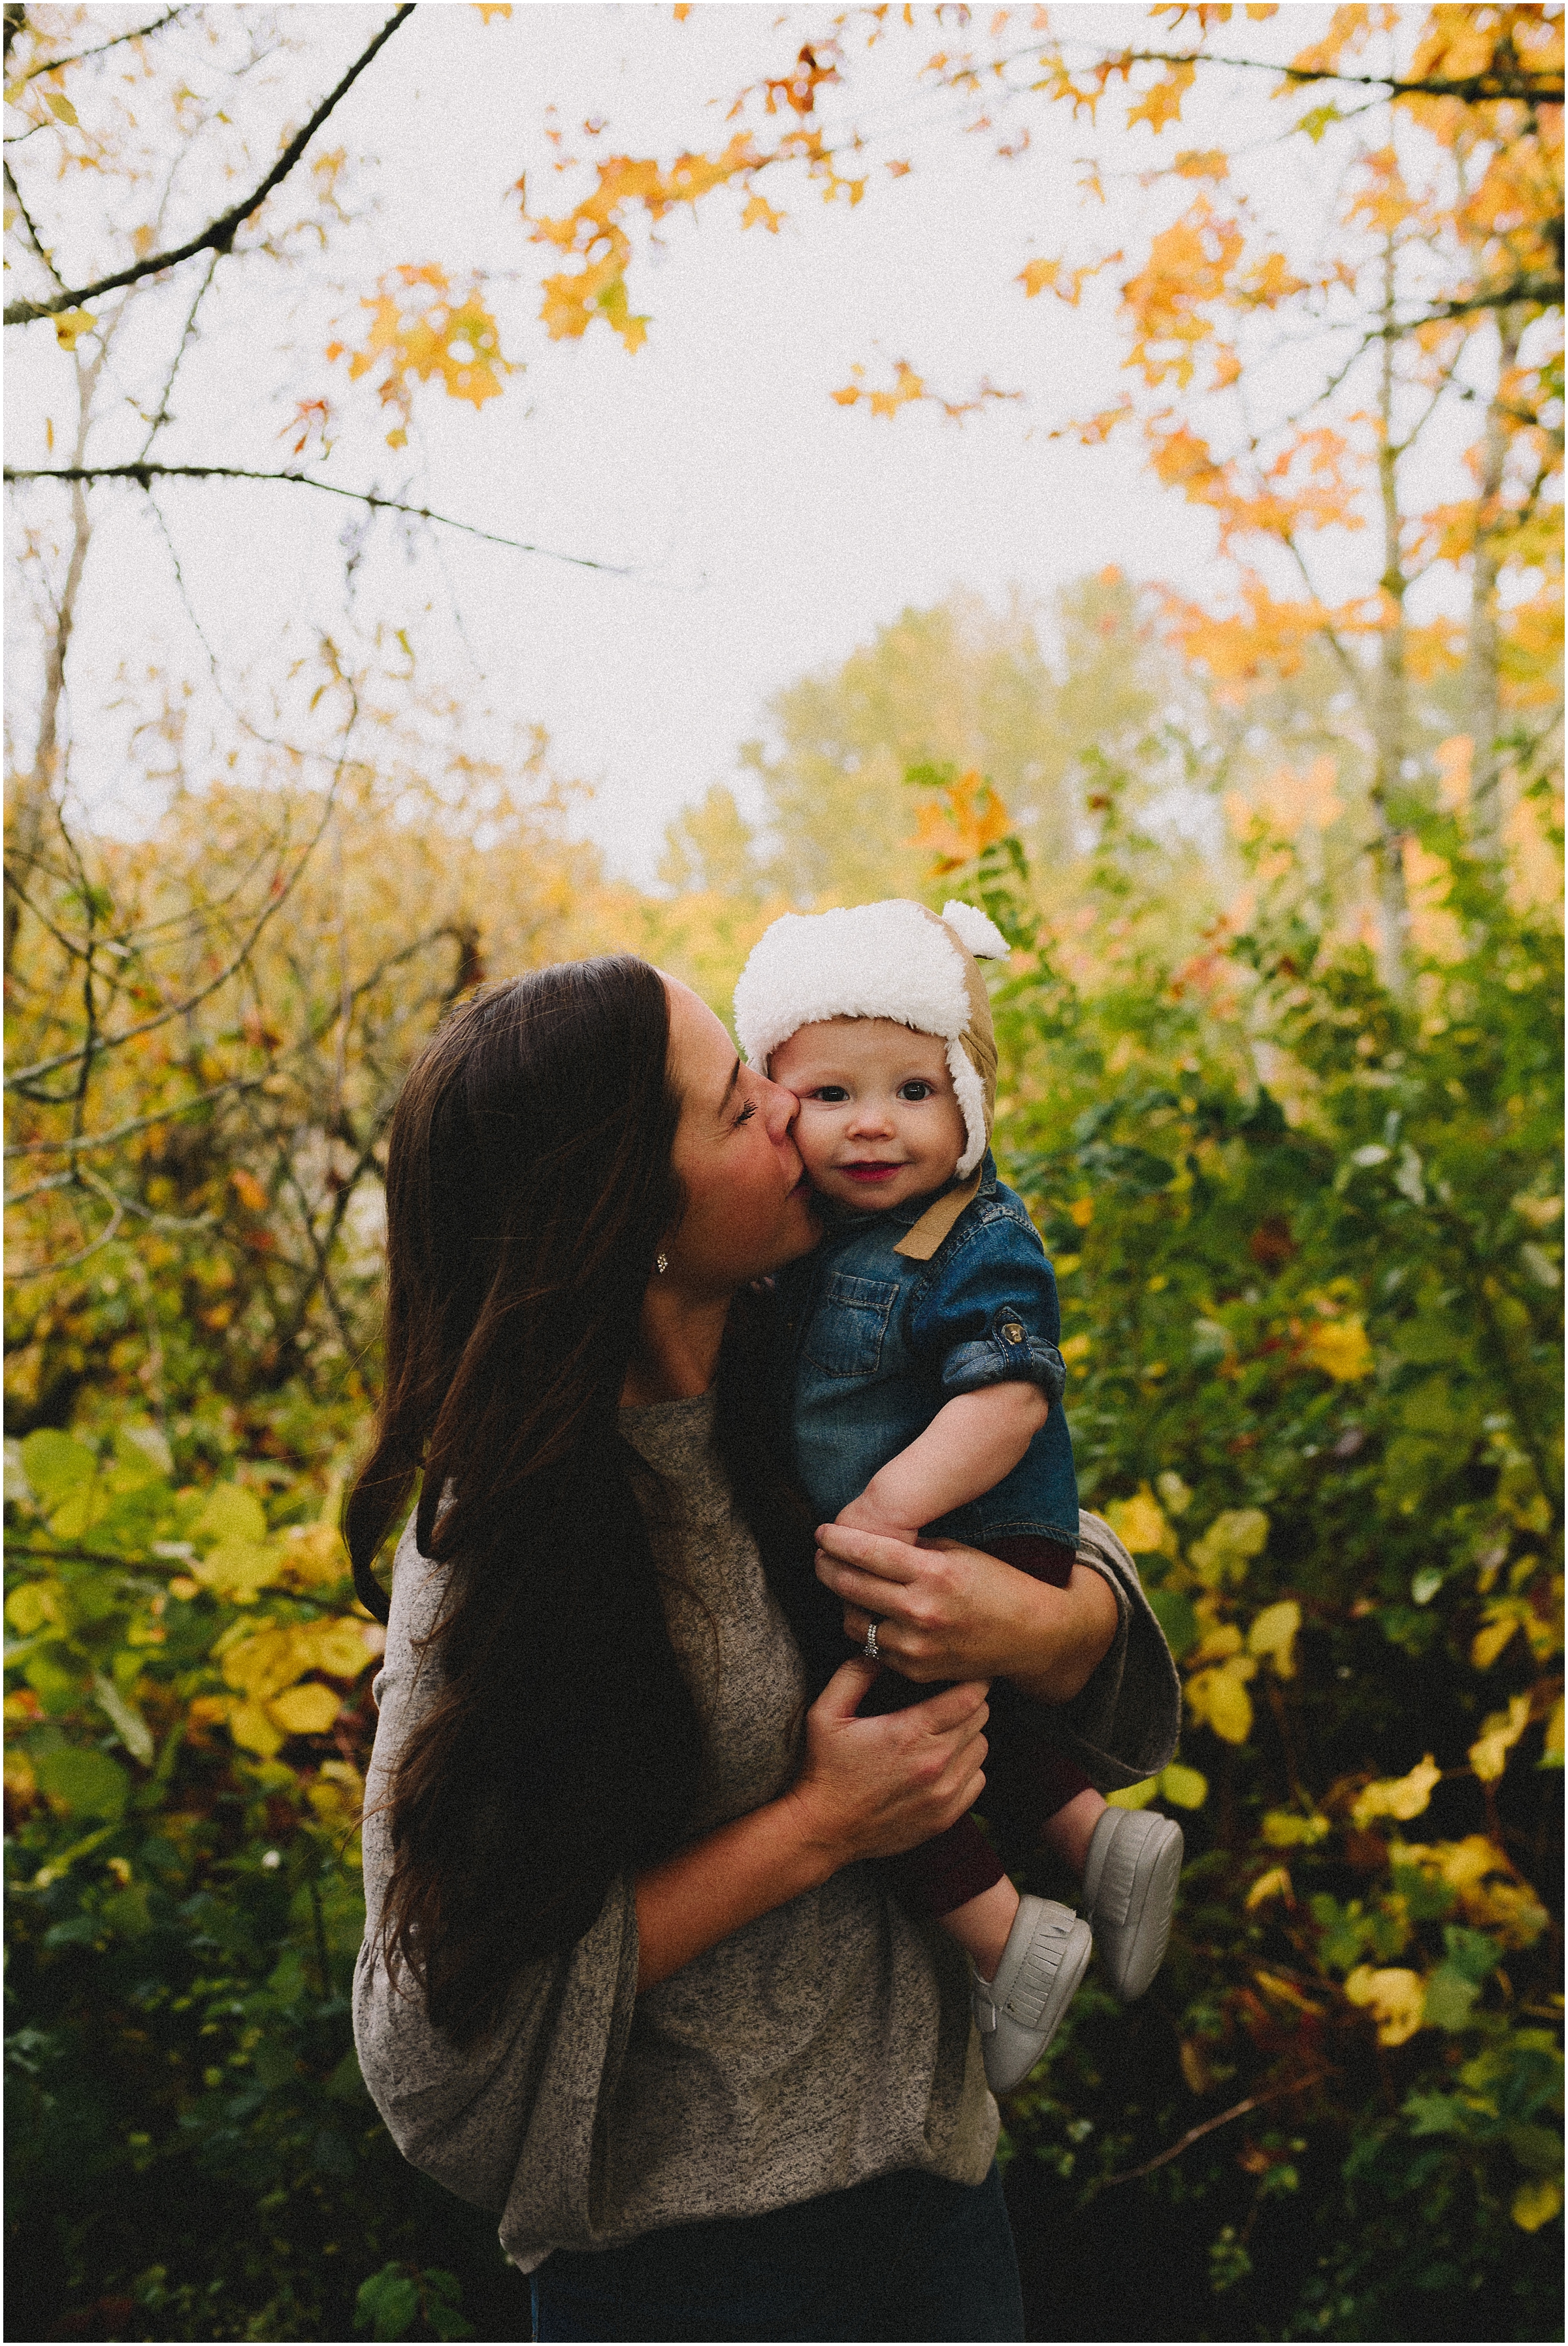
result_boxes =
[1465,307,1524,865]
[1368,239,1412,1002]
[5,333,113,978]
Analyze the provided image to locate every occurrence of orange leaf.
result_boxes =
[1127,60,1194,135]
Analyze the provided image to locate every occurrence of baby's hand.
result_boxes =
[834,1491,924,1550]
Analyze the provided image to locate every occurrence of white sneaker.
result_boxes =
[972,1894,1093,2095]
[1081,1807,1184,2001]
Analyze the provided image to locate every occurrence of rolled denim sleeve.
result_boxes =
[910,1207,1068,1406]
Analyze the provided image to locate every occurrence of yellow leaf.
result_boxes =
[1543,1696,1564,1766]
[1158,1762,1209,1809]
[1254,1968,1322,2011]
[1186,1655,1256,1743]
[1248,1598,1301,1678]
[267,1682,341,1737]
[52,309,94,352]
[295,1616,376,1680]
[1103,1487,1171,1557]
[1107,1777,1158,1809]
[47,91,78,126]
[1512,2178,1561,2232]
[1189,1508,1269,1589]
[223,1627,306,1704]
[1179,2038,1212,2094]
[1471,1602,1522,1670]
[189,1542,276,1603]
[1469,1694,1530,1785]
[228,1700,286,1759]
[1262,1808,1330,1846]
[195,1484,268,1548]
[1068,1197,1094,1229]
[1018,256,1060,299]
[474,2,512,15]
[1343,1964,1426,2046]
[741,193,785,233]
[1352,1754,1441,1828]
[277,1522,350,1589]
[1301,1317,1374,1381]
[1246,1865,1292,1908]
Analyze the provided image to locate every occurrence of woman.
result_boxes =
[350,956,1179,2343]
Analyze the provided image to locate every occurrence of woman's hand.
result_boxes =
[784,1658,990,1870]
[814,1525,1119,1706]
[633,1658,987,1988]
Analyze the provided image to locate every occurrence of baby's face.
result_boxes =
[769,1017,967,1214]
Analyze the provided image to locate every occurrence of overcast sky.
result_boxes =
[6,1,1463,884]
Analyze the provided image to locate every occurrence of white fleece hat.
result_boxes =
[732,898,1010,1179]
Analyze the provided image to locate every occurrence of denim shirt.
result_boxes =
[776,1153,1079,1550]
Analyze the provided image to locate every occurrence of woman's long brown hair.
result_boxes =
[346,956,823,2043]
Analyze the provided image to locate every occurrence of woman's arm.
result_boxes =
[812,1523,1119,1704]
[634,1657,989,1987]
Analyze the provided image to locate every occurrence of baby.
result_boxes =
[734,897,1183,2094]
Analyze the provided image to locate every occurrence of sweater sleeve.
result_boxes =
[351,1522,640,2269]
[1033,1510,1183,1790]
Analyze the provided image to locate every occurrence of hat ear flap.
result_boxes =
[940,900,1009,959]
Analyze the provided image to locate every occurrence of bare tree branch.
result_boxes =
[6,688,360,1089]
[4,1074,271,1159]
[4,463,632,572]
[3,3,415,325]
[7,7,184,89]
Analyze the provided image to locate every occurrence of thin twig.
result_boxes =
[6,8,184,90]
[1089,2070,1331,2194]
[3,5,415,325]
[5,464,631,572]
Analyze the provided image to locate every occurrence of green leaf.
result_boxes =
[1296,101,1343,142]
[1423,1965,1480,2032]
[19,1429,97,1508]
[355,2266,421,2340]
[1147,1586,1198,1657]
[113,1425,173,1484]
[35,1743,129,1821]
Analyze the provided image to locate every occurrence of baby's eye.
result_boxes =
[898,1080,935,1101]
[809,1085,850,1103]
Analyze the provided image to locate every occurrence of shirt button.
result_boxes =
[1001,1321,1024,1344]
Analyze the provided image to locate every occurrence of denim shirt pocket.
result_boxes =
[802,1270,901,1378]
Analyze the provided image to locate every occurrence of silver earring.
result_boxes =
[655,1253,668,1274]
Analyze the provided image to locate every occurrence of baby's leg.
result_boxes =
[987,1538,1107,1882]
[1037,1776,1107,1876]
[889,1817,1020,1981]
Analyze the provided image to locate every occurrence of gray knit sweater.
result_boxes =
[352,1395,1178,2272]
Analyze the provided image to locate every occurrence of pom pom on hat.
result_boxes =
[733,897,1008,1179]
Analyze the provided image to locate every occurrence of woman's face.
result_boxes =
[662,977,819,1295]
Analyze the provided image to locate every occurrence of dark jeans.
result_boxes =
[530,2162,1024,2342]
